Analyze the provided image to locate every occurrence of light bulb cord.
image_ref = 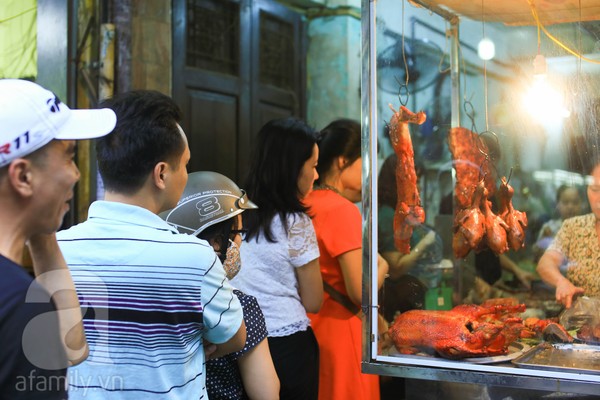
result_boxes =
[528,0,600,65]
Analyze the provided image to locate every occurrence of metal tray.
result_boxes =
[387,342,530,364]
[512,342,600,375]
[462,342,530,364]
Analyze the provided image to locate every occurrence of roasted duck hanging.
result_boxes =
[388,104,426,254]
[481,187,510,255]
[447,127,528,258]
[498,176,528,251]
[452,179,486,259]
[447,127,496,209]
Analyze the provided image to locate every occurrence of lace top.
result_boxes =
[232,212,320,336]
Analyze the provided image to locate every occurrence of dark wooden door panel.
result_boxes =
[186,89,238,179]
[258,102,293,128]
[250,0,305,141]
[173,0,305,182]
[182,69,243,94]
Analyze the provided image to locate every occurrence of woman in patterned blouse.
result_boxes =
[537,161,600,308]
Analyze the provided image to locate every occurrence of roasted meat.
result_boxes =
[452,179,486,258]
[447,127,496,209]
[498,176,528,251]
[577,323,600,343]
[388,104,427,254]
[481,188,509,255]
[448,128,528,257]
[388,299,526,359]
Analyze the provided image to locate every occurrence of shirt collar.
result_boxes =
[87,201,180,234]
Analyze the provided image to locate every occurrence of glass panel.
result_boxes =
[186,0,239,74]
[368,0,600,390]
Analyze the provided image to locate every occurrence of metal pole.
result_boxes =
[360,0,379,364]
[449,18,461,128]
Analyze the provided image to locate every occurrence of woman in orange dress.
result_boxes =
[305,119,389,400]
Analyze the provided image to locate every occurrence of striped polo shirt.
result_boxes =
[57,201,242,399]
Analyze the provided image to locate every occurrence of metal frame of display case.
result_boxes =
[359,0,600,395]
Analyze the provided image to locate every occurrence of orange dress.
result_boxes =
[305,189,380,400]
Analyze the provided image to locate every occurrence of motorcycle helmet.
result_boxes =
[161,171,257,236]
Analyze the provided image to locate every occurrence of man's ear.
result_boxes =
[153,162,168,190]
[8,159,34,197]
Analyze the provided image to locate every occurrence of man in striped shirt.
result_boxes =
[57,90,246,399]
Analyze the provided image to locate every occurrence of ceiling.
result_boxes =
[412,0,600,26]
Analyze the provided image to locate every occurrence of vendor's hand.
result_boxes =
[555,278,585,309]
[419,231,436,249]
[513,268,536,290]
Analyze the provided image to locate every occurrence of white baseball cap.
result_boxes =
[0,79,117,168]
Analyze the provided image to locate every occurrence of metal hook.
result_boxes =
[506,167,514,184]
[477,161,487,182]
[477,130,500,161]
[395,76,410,106]
[463,98,477,134]
[476,130,501,184]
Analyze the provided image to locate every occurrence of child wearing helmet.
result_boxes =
[163,171,279,400]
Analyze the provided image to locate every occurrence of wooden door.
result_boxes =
[172,0,305,182]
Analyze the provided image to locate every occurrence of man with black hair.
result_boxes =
[57,90,245,399]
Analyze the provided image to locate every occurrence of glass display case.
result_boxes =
[360,0,600,396]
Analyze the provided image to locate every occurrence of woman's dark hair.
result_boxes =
[243,117,319,242]
[556,184,580,203]
[97,90,185,194]
[378,154,397,209]
[197,218,237,262]
[588,158,600,175]
[316,118,361,184]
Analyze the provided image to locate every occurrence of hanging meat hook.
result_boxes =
[463,96,478,134]
[397,0,410,107]
[476,130,501,194]
[396,76,410,107]
[477,130,500,162]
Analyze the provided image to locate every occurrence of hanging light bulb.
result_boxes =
[523,79,569,122]
[522,52,570,123]
[533,53,547,77]
[477,37,495,60]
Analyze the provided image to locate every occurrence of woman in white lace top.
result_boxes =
[231,117,323,400]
